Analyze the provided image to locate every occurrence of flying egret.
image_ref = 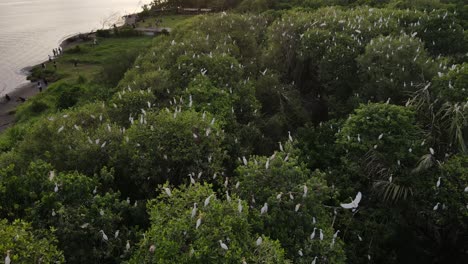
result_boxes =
[340,192,362,209]
[219,240,229,250]
[256,236,263,246]
[260,203,268,215]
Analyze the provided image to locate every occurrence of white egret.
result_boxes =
[226,191,231,203]
[303,185,308,197]
[340,192,362,209]
[99,230,108,241]
[430,148,435,155]
[238,199,243,213]
[433,202,440,211]
[436,177,441,188]
[312,256,317,264]
[149,245,156,253]
[125,240,130,251]
[204,194,213,207]
[319,229,324,241]
[298,249,303,256]
[196,217,202,229]
[57,126,64,133]
[310,227,316,240]
[242,156,248,166]
[5,250,11,264]
[54,183,59,193]
[295,203,301,212]
[219,240,229,250]
[163,187,172,197]
[288,131,293,142]
[260,203,268,215]
[276,192,283,200]
[256,236,263,246]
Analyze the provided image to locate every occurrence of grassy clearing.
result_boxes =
[11,35,153,130]
[136,14,195,28]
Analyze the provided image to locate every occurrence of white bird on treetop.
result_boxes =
[436,177,441,188]
[5,250,11,264]
[340,192,362,209]
[204,194,213,207]
[219,240,228,250]
[163,187,172,197]
[310,227,316,240]
[191,203,198,219]
[99,230,108,241]
[256,236,263,246]
[238,199,243,213]
[295,203,301,212]
[196,217,202,229]
[319,229,324,240]
[260,203,268,215]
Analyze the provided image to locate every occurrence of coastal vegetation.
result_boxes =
[1,1,467,263]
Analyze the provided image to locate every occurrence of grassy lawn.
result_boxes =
[136,14,195,28]
[17,35,153,123]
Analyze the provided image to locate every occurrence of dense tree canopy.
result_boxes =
[0,0,467,263]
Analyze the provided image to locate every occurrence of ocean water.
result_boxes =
[0,0,150,95]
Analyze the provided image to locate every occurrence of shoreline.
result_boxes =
[0,30,97,133]
[0,11,145,133]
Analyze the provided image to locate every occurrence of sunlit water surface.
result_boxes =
[0,0,150,95]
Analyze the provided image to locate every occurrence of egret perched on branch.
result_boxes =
[256,236,263,246]
[436,177,441,188]
[163,187,172,197]
[5,250,11,264]
[204,194,213,207]
[260,203,268,215]
[99,230,108,241]
[238,199,243,213]
[310,227,316,240]
[196,216,202,229]
[219,240,229,250]
[319,229,324,241]
[340,192,362,209]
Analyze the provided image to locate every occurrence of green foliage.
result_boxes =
[120,110,224,198]
[234,149,346,263]
[0,219,64,263]
[357,34,438,103]
[129,183,289,263]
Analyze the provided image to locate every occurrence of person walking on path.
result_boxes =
[37,81,42,92]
